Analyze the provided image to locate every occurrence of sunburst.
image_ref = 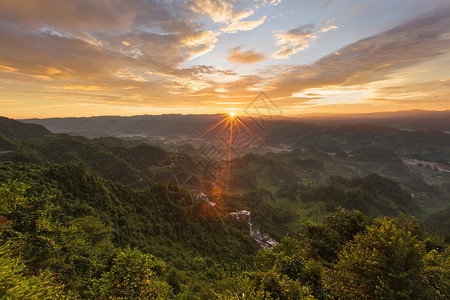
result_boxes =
[176,113,271,193]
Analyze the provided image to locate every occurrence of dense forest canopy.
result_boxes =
[0,116,449,299]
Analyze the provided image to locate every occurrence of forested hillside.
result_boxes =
[1,117,449,299]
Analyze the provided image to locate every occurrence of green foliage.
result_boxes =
[252,270,314,300]
[424,206,450,242]
[0,173,448,299]
[91,247,172,299]
[0,116,449,299]
[423,249,450,298]
[0,117,50,140]
[167,268,181,294]
[0,243,68,299]
[0,162,259,297]
[325,217,445,299]
[0,179,113,295]
[71,215,114,251]
[301,209,367,262]
[252,237,321,299]
[199,271,314,300]
[0,179,28,215]
[293,158,324,170]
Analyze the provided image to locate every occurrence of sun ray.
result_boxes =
[173,113,274,194]
[177,116,228,153]
[235,119,243,135]
[236,118,274,150]
[227,117,234,188]
[218,116,231,137]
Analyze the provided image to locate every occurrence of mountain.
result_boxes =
[0,116,202,186]
[20,113,450,164]
[0,116,51,140]
[2,115,449,224]
[20,110,450,139]
[296,110,450,131]
[21,114,226,140]
[1,116,449,298]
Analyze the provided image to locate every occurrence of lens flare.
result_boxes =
[174,111,272,194]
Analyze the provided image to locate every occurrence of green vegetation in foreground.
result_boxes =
[0,116,449,298]
[1,177,449,299]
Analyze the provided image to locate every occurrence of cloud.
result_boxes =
[0,0,274,111]
[374,79,450,102]
[227,46,265,64]
[0,0,274,107]
[0,0,224,84]
[188,0,269,33]
[0,0,269,86]
[273,23,337,59]
[221,16,267,33]
[188,0,236,23]
[270,0,283,6]
[0,64,18,72]
[0,24,114,79]
[0,0,133,31]
[1,1,449,113]
[268,5,450,97]
[0,0,200,37]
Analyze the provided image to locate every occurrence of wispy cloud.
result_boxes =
[227,46,265,64]
[189,0,270,33]
[273,22,337,59]
[222,16,267,33]
[188,0,237,23]
[270,0,283,6]
[268,5,450,101]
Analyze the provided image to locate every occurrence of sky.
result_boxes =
[0,0,449,118]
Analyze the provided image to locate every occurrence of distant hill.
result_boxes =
[2,116,449,222]
[0,116,195,187]
[20,110,450,137]
[0,116,51,139]
[18,112,450,161]
[21,114,226,139]
[298,110,450,132]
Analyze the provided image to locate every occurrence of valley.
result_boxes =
[0,115,449,299]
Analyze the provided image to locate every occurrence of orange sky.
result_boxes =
[0,0,449,118]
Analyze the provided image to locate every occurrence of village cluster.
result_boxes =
[230,210,278,249]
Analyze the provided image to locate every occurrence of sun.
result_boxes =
[229,112,236,117]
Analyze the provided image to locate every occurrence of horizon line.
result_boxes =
[11,108,450,120]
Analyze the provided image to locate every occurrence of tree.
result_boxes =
[0,244,68,299]
[254,237,321,299]
[91,247,171,299]
[325,217,441,299]
[301,209,367,262]
[0,180,105,294]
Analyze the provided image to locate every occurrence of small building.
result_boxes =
[195,192,209,201]
[267,238,278,248]
[254,228,261,240]
[238,210,250,216]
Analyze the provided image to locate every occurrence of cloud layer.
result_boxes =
[0,0,449,116]
[269,6,450,98]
